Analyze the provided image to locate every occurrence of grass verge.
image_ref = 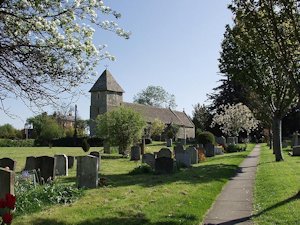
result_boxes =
[253,144,300,225]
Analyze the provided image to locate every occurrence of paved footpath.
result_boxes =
[202,144,261,225]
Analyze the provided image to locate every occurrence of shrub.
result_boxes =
[225,144,246,153]
[82,138,90,152]
[0,139,34,147]
[196,130,215,145]
[128,164,153,175]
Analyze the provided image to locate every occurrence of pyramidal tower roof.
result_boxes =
[89,69,124,93]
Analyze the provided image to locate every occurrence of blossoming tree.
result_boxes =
[211,103,259,137]
[0,0,130,111]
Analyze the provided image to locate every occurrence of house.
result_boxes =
[89,70,195,139]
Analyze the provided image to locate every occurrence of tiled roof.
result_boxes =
[89,69,124,93]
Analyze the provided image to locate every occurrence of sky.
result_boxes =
[0,0,233,129]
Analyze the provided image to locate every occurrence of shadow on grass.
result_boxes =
[27,213,197,225]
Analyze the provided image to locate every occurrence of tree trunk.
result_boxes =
[268,128,273,150]
[272,116,284,161]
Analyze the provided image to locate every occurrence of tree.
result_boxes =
[150,118,165,139]
[223,1,300,161]
[133,86,177,109]
[95,107,146,154]
[211,103,259,137]
[0,123,19,139]
[192,104,211,132]
[0,0,130,111]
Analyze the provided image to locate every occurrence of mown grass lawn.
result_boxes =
[253,144,300,225]
[0,142,255,225]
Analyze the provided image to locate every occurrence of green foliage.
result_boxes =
[225,144,246,153]
[0,123,21,139]
[133,85,177,109]
[150,118,165,137]
[95,107,146,154]
[192,104,211,132]
[15,175,83,217]
[165,123,179,139]
[128,164,153,175]
[196,130,215,145]
[0,139,34,147]
[81,138,90,152]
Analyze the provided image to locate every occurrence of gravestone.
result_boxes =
[292,146,300,156]
[155,157,174,174]
[54,154,68,176]
[157,148,172,158]
[216,136,226,146]
[214,146,224,155]
[103,141,111,154]
[204,143,215,157]
[0,168,15,199]
[89,151,101,170]
[36,156,55,183]
[166,138,172,147]
[130,146,141,161]
[174,144,185,156]
[153,152,159,159]
[186,146,198,164]
[0,158,16,171]
[180,138,186,146]
[142,153,155,169]
[175,152,191,167]
[227,137,236,145]
[292,132,299,147]
[67,156,75,169]
[24,156,37,171]
[77,155,98,189]
[235,137,239,144]
[140,138,146,155]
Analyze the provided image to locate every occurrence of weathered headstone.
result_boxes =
[76,155,98,189]
[235,137,239,144]
[292,145,300,156]
[186,147,198,164]
[130,146,141,161]
[166,138,172,147]
[174,144,185,156]
[140,138,146,155]
[214,146,224,155]
[24,156,37,171]
[36,156,55,183]
[89,151,101,170]
[0,158,16,171]
[67,156,75,169]
[227,137,236,145]
[204,143,215,157]
[155,157,174,174]
[0,168,15,199]
[54,154,68,176]
[157,148,172,158]
[292,132,299,147]
[180,138,186,146]
[216,136,226,146]
[175,152,191,167]
[142,153,155,169]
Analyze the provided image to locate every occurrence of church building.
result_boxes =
[89,70,195,139]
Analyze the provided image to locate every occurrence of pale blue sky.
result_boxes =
[0,0,233,129]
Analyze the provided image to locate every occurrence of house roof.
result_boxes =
[89,69,124,93]
[122,102,194,128]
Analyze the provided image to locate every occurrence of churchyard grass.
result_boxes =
[253,144,300,225]
[0,143,255,225]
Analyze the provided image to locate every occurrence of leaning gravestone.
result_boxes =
[175,152,191,167]
[204,143,215,157]
[0,158,16,171]
[0,168,15,199]
[36,156,55,183]
[24,156,37,171]
[77,155,98,189]
[67,156,75,169]
[292,146,300,156]
[186,147,198,164]
[142,153,155,169]
[227,137,236,145]
[166,138,172,147]
[130,146,141,161]
[89,151,101,170]
[54,154,68,176]
[157,148,172,158]
[155,157,174,174]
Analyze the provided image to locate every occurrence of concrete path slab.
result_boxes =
[202,145,260,225]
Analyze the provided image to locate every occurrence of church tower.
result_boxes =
[89,70,124,135]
